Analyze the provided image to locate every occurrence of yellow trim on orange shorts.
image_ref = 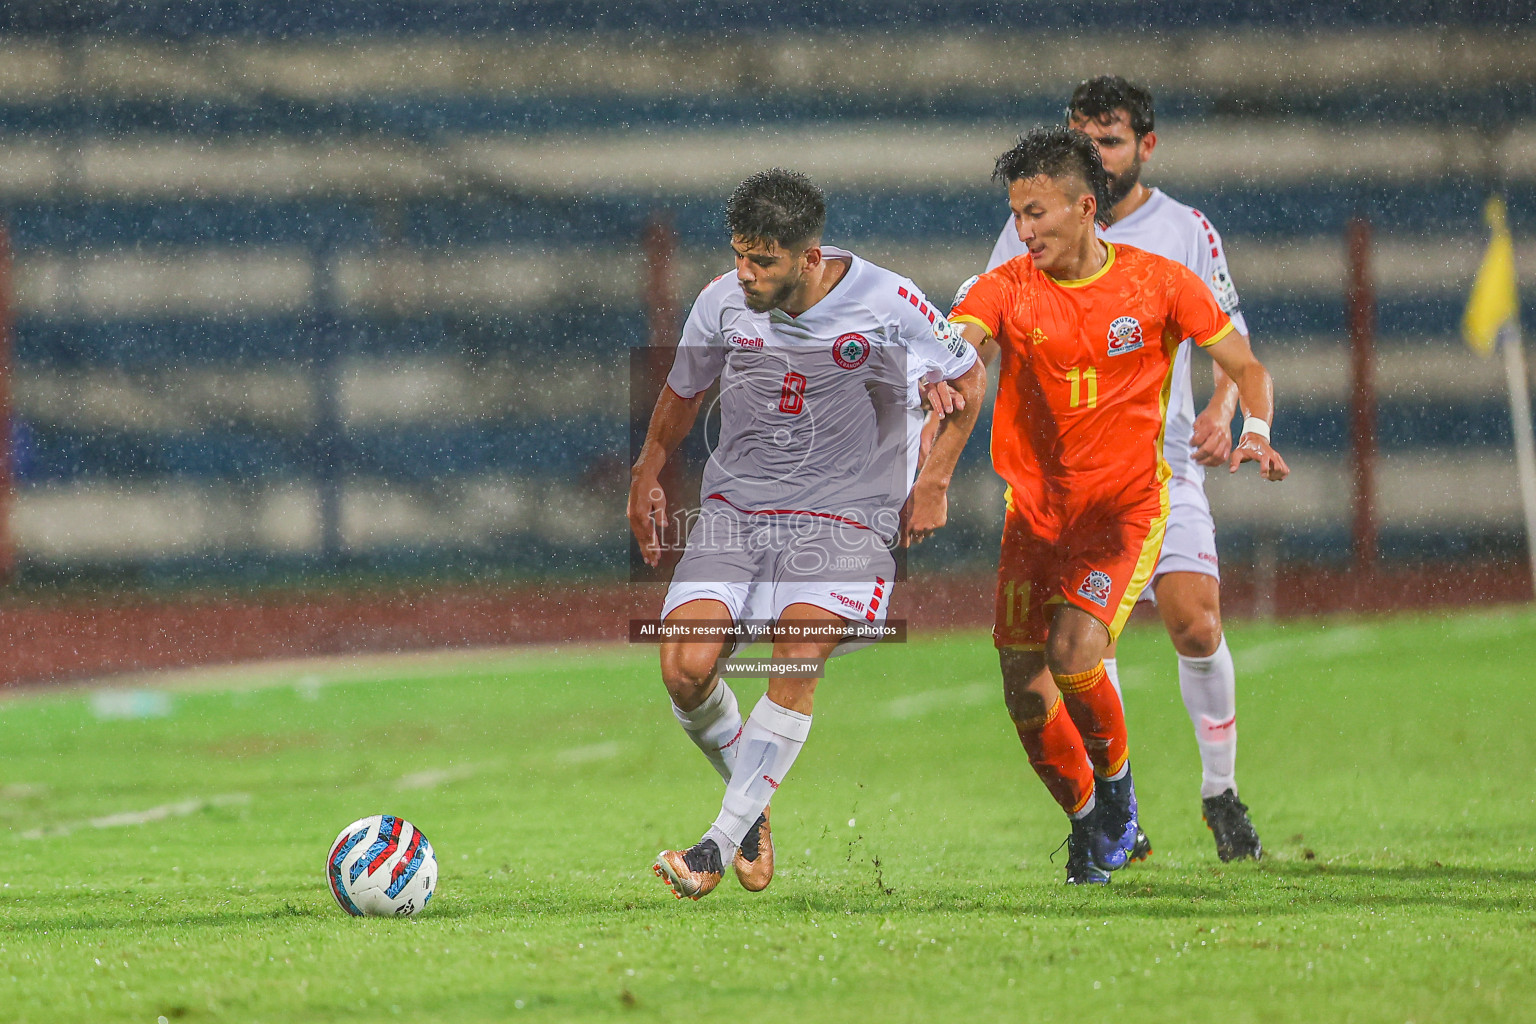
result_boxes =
[1108,502,1169,640]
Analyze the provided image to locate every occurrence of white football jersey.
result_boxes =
[987,188,1249,484]
[668,246,978,541]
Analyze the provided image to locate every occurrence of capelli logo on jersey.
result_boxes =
[1106,316,1145,356]
[729,334,765,350]
[832,332,871,369]
[1076,570,1113,608]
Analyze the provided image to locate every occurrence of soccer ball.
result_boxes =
[326,814,437,917]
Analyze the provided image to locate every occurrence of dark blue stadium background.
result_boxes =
[0,0,1528,588]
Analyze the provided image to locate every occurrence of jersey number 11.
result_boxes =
[1066,366,1098,409]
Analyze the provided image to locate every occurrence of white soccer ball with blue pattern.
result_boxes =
[326,814,437,917]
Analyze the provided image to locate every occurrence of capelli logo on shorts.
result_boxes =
[829,591,866,612]
[1106,316,1144,356]
[1076,570,1113,607]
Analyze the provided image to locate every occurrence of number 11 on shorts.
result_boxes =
[1002,579,1030,626]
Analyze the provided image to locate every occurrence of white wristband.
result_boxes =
[1241,416,1271,442]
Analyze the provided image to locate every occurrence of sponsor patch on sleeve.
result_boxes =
[1210,267,1241,315]
[951,274,980,310]
[934,316,970,359]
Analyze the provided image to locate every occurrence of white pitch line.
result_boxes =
[1233,626,1376,675]
[553,741,621,765]
[885,681,993,720]
[22,793,251,840]
[395,765,483,790]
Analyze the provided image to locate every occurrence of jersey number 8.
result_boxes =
[779,372,807,415]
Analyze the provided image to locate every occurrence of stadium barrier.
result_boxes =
[0,561,1528,691]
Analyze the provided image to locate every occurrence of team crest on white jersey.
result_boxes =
[1106,316,1144,356]
[832,332,871,369]
[1076,570,1113,607]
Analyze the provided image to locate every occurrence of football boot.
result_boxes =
[1202,788,1263,862]
[733,807,774,892]
[1062,818,1111,885]
[1095,764,1145,869]
[654,838,725,900]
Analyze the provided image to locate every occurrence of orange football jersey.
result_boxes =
[951,243,1234,526]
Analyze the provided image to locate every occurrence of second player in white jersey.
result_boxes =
[988,187,1248,496]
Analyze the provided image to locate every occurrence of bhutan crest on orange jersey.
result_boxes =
[1076,570,1113,608]
[832,332,871,369]
[1106,315,1145,356]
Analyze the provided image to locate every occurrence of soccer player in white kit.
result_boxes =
[984,77,1265,861]
[628,169,986,900]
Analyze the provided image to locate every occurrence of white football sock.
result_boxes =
[710,695,812,852]
[672,680,743,785]
[1102,657,1122,700]
[1177,635,1238,799]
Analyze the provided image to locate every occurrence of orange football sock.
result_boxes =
[1055,661,1129,778]
[1013,696,1095,815]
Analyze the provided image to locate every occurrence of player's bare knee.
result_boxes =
[1044,631,1101,678]
[1169,615,1222,658]
[771,638,828,663]
[659,644,719,710]
[766,676,818,711]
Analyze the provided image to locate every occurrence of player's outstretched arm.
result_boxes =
[907,357,987,544]
[1204,333,1288,482]
[628,385,706,566]
[1190,353,1243,466]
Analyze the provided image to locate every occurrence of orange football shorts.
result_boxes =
[993,498,1168,650]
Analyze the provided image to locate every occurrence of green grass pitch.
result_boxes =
[2,606,1534,1022]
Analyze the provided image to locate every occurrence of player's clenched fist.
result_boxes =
[1189,407,1234,466]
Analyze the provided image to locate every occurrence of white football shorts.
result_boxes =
[1140,473,1220,604]
[661,501,896,659]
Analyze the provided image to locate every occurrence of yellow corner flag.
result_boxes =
[1463,195,1520,356]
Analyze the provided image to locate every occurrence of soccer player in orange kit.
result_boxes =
[944,127,1288,884]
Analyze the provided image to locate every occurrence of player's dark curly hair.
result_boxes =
[1069,75,1155,140]
[992,126,1116,227]
[725,168,827,251]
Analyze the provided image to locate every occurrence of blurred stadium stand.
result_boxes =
[0,1,1533,592]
